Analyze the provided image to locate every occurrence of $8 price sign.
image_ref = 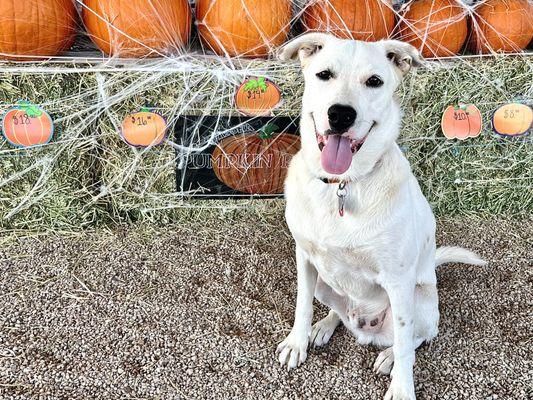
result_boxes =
[492,103,532,137]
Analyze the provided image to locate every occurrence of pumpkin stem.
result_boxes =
[243,79,258,91]
[257,77,268,93]
[259,123,279,139]
[19,100,42,118]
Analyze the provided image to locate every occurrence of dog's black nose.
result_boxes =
[328,104,357,132]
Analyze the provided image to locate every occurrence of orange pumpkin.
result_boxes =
[492,103,532,136]
[196,0,292,58]
[121,110,167,147]
[83,0,191,57]
[441,104,482,140]
[303,0,395,41]
[2,103,54,148]
[469,0,533,53]
[211,126,300,194]
[0,0,77,60]
[398,0,468,57]
[235,77,282,116]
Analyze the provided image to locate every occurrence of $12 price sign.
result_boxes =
[1,101,54,148]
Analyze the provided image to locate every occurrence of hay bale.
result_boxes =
[0,55,531,230]
[398,56,532,215]
[93,58,304,223]
[0,68,102,230]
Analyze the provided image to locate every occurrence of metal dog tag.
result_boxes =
[337,183,347,217]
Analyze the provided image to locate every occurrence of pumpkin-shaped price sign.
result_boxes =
[1,101,54,148]
[492,103,532,137]
[121,108,167,148]
[235,77,282,116]
[211,123,300,194]
[441,104,483,140]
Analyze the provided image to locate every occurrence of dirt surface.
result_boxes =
[0,216,531,400]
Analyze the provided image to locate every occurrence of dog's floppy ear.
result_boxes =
[383,40,424,77]
[278,32,333,66]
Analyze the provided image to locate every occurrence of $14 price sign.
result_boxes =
[235,77,282,117]
[121,108,167,148]
[1,101,54,148]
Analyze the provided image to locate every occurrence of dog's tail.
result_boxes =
[435,246,487,267]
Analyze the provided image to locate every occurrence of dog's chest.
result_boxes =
[285,169,393,298]
[290,210,382,300]
[301,233,378,282]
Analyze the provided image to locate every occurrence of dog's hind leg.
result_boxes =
[310,310,341,347]
[310,277,348,347]
[373,337,425,376]
[314,276,349,315]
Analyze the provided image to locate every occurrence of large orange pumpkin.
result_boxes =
[82,0,192,57]
[469,0,533,53]
[0,0,77,60]
[303,0,395,41]
[211,126,300,194]
[398,0,468,57]
[2,103,54,148]
[196,0,292,58]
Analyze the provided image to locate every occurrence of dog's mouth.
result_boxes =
[316,134,367,153]
[314,121,376,175]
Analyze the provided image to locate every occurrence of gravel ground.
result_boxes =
[0,215,531,400]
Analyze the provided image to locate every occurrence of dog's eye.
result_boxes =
[365,75,384,88]
[316,70,333,81]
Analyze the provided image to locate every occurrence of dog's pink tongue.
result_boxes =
[321,135,352,175]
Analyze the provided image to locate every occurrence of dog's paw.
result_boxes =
[276,331,309,371]
[310,313,338,347]
[384,376,416,400]
[374,346,394,375]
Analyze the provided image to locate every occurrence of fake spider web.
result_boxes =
[0,0,531,231]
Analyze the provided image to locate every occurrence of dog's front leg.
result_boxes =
[383,280,417,400]
[277,245,317,370]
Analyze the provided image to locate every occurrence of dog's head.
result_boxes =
[279,33,422,177]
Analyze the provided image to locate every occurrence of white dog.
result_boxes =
[276,33,486,400]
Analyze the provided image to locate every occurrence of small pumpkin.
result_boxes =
[121,109,167,148]
[398,0,468,57]
[492,103,532,136]
[441,104,483,140]
[2,102,54,148]
[196,0,292,57]
[235,77,282,116]
[83,0,192,57]
[211,124,300,194]
[469,0,533,53]
[303,0,395,41]
[0,0,77,60]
